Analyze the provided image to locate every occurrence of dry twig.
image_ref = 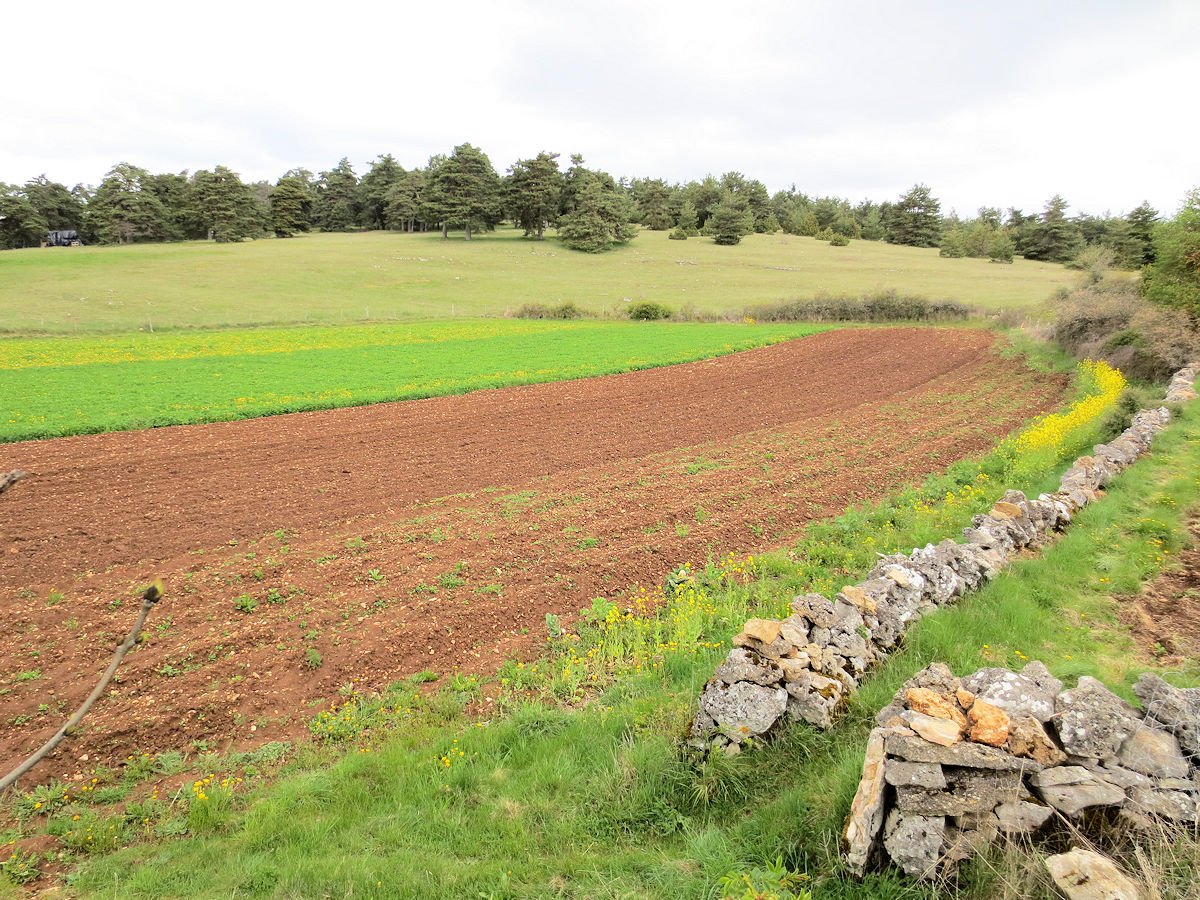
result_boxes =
[0,581,164,793]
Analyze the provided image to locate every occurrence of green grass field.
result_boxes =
[0,319,826,442]
[0,228,1077,334]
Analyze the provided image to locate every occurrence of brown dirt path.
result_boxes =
[0,327,1067,782]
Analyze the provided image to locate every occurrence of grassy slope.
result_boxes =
[0,229,1076,334]
[57,365,1200,899]
[0,320,826,441]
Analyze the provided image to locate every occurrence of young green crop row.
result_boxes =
[0,320,826,443]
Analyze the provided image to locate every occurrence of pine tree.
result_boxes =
[270,175,315,237]
[428,144,503,240]
[385,170,426,232]
[1126,201,1159,266]
[676,198,699,236]
[1142,189,1200,318]
[191,166,262,242]
[558,178,637,252]
[0,188,48,249]
[506,152,562,239]
[86,163,170,244]
[710,191,754,246]
[1024,195,1083,263]
[885,184,942,248]
[314,159,359,232]
[357,155,404,229]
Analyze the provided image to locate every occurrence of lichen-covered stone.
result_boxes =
[1117,726,1189,779]
[1029,766,1126,816]
[961,667,1057,722]
[1133,673,1200,758]
[712,648,783,686]
[843,728,888,875]
[1053,677,1141,759]
[697,680,787,742]
[995,800,1053,834]
[882,809,945,878]
[884,733,1039,773]
[1007,716,1067,766]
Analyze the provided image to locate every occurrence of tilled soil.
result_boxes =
[0,327,1066,783]
[1122,513,1200,664]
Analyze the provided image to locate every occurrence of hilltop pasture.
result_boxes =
[0,228,1077,334]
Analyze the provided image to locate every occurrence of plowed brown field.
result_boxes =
[0,327,1065,782]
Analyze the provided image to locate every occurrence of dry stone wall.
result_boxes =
[688,363,1198,753]
[842,662,1199,879]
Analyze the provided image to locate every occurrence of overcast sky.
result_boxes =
[3,0,1195,218]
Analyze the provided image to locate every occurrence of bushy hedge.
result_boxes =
[1053,279,1199,381]
[514,302,588,320]
[745,289,969,323]
[628,301,673,321]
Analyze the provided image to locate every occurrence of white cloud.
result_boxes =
[1,0,1194,216]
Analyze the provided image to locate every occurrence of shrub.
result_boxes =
[829,233,850,247]
[745,290,969,323]
[1052,278,1200,381]
[628,301,673,321]
[514,301,587,320]
[667,227,688,241]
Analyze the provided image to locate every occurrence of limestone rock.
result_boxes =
[956,688,976,709]
[905,688,968,729]
[1054,677,1141,759]
[1127,786,1198,823]
[1117,727,1189,779]
[968,698,1011,747]
[778,616,809,649]
[1044,848,1141,900]
[843,728,888,875]
[1008,715,1067,766]
[882,809,945,878]
[885,733,1040,773]
[995,800,1053,834]
[790,593,836,629]
[902,711,964,747]
[712,648,783,686]
[1029,766,1126,816]
[776,655,813,681]
[1133,673,1200,758]
[698,680,787,742]
[885,761,947,790]
[837,584,877,614]
[1021,660,1064,697]
[734,618,782,648]
[896,770,1022,816]
[962,667,1057,722]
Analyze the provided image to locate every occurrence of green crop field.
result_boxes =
[0,319,827,442]
[0,228,1077,335]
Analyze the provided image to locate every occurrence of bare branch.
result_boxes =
[0,581,164,794]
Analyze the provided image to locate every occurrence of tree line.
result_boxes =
[0,144,1195,311]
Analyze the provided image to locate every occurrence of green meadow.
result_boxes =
[0,228,1077,335]
[0,319,827,442]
